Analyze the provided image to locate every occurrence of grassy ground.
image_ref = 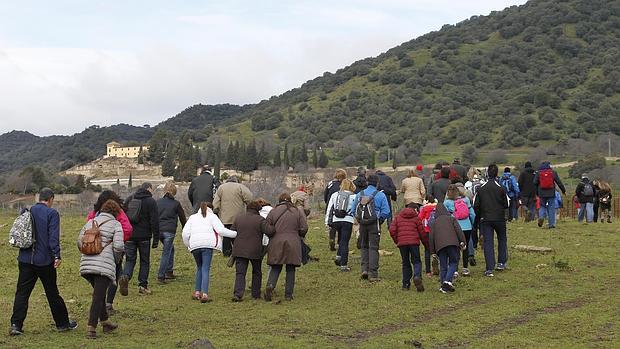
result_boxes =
[0,212,618,349]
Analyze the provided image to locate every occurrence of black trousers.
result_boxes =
[84,274,111,327]
[267,264,296,298]
[223,225,234,257]
[11,262,70,328]
[234,258,262,299]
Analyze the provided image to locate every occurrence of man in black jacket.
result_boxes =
[375,170,397,226]
[188,165,217,213]
[429,167,451,203]
[119,182,159,296]
[517,161,537,222]
[353,167,368,194]
[575,174,595,224]
[473,164,509,277]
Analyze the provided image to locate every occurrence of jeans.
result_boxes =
[577,202,594,223]
[480,221,508,272]
[461,230,472,268]
[521,196,536,222]
[437,246,460,284]
[123,240,151,287]
[267,264,296,298]
[158,232,175,279]
[105,261,123,306]
[399,245,422,288]
[539,196,556,227]
[84,274,110,327]
[333,221,353,266]
[192,248,214,293]
[508,197,519,220]
[234,258,262,299]
[11,262,70,329]
[359,222,381,278]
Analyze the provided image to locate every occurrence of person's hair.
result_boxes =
[278,192,296,211]
[39,188,55,201]
[200,202,213,218]
[434,163,442,170]
[140,182,153,190]
[487,164,499,178]
[467,167,478,181]
[407,169,418,178]
[100,199,122,217]
[504,167,511,173]
[367,174,379,186]
[255,198,271,207]
[440,167,450,179]
[446,184,460,200]
[598,180,612,192]
[227,176,239,183]
[163,181,177,196]
[94,190,123,212]
[405,203,419,211]
[340,179,356,192]
[334,169,347,181]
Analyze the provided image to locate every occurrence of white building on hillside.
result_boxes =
[105,141,148,158]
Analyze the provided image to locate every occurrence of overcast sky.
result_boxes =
[0,0,527,136]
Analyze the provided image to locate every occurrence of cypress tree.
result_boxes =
[318,149,329,168]
[273,145,282,168]
[368,150,376,169]
[312,144,318,168]
[300,143,308,163]
[283,143,290,169]
[214,142,221,180]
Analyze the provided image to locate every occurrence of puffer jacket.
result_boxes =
[389,207,427,247]
[87,209,133,242]
[429,203,466,254]
[77,213,125,284]
[182,210,237,252]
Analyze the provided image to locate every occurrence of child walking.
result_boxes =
[418,196,438,276]
[429,203,466,293]
[597,181,613,223]
[389,203,428,292]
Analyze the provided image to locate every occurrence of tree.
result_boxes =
[214,142,222,180]
[75,175,86,189]
[368,150,376,169]
[147,128,169,164]
[128,172,133,189]
[162,144,176,177]
[273,145,282,168]
[318,149,329,168]
[300,143,308,163]
[392,151,398,170]
[283,143,290,169]
[312,145,318,168]
[462,145,478,165]
[137,145,145,164]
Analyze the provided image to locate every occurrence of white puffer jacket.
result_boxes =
[182,209,237,252]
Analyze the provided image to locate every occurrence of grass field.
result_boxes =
[0,212,618,349]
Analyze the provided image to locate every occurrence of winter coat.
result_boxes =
[418,203,437,234]
[18,203,61,266]
[533,162,566,198]
[291,190,311,216]
[575,179,595,203]
[350,185,392,223]
[429,203,466,254]
[325,191,356,225]
[389,208,427,247]
[518,167,536,199]
[429,178,451,203]
[473,179,509,223]
[213,181,253,225]
[87,209,133,242]
[231,208,265,260]
[400,176,425,205]
[124,188,159,242]
[450,163,468,182]
[444,197,476,231]
[182,210,237,252]
[157,194,187,233]
[324,180,341,204]
[376,170,398,202]
[77,213,125,284]
[264,203,309,266]
[188,172,217,212]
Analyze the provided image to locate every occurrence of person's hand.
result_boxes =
[53,258,62,269]
[460,242,466,251]
[152,241,158,249]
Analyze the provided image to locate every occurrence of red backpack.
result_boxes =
[539,169,555,189]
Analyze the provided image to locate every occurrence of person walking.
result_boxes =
[78,200,124,339]
[473,164,509,277]
[429,203,466,293]
[533,161,566,229]
[518,162,537,223]
[575,174,596,224]
[389,204,427,292]
[188,165,218,213]
[231,201,266,301]
[596,181,613,223]
[156,182,187,284]
[119,182,159,296]
[450,158,468,183]
[264,193,309,301]
[291,186,311,217]
[419,196,438,276]
[353,167,368,194]
[500,167,520,221]
[182,202,237,303]
[375,169,398,227]
[443,184,475,277]
[213,176,253,257]
[429,167,451,203]
[325,179,356,271]
[400,169,426,211]
[324,169,347,251]
[10,188,78,336]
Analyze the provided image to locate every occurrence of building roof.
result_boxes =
[107,141,122,147]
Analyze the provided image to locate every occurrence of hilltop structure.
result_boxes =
[105,141,148,158]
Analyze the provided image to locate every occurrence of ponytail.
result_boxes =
[200,202,213,218]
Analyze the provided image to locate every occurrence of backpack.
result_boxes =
[501,175,515,196]
[333,192,351,218]
[539,169,555,189]
[583,183,594,197]
[600,192,611,204]
[9,208,35,249]
[79,219,113,255]
[470,179,483,197]
[355,190,379,225]
[427,209,437,229]
[453,199,469,220]
[126,197,142,224]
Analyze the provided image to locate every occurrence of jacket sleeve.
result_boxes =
[149,199,160,241]
[473,192,481,217]
[325,193,334,226]
[453,217,466,244]
[428,182,435,199]
[512,176,520,195]
[388,216,398,243]
[177,201,187,228]
[48,210,61,260]
[188,180,195,206]
[116,210,133,242]
[113,221,125,257]
[298,209,308,237]
[211,214,237,238]
[419,179,426,199]
[378,194,391,220]
[213,188,222,213]
[501,188,509,209]
[323,183,330,204]
[416,218,429,248]
[77,220,89,251]
[533,172,539,187]
[182,216,192,248]
[554,171,566,194]
[264,210,276,238]
[517,173,524,190]
[386,178,398,201]
[241,185,254,204]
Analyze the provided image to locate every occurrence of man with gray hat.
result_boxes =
[575,173,595,224]
[188,165,218,213]
[213,176,253,257]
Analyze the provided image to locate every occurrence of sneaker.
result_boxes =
[101,321,118,333]
[496,263,506,271]
[468,256,477,266]
[537,218,544,227]
[164,272,177,280]
[118,275,129,296]
[368,277,382,283]
[453,271,459,280]
[484,270,495,277]
[442,281,455,292]
[264,285,274,302]
[200,293,211,303]
[192,291,201,300]
[340,266,351,272]
[9,324,23,336]
[329,239,336,251]
[361,272,369,280]
[138,286,152,295]
[57,320,78,332]
[157,278,167,285]
[231,296,242,302]
[413,277,424,292]
[333,256,341,266]
[462,268,470,276]
[439,287,448,294]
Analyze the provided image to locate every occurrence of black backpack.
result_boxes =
[126,197,142,224]
[332,192,351,219]
[355,190,379,225]
[583,183,594,197]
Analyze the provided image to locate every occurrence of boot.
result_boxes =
[86,325,97,339]
[608,217,612,223]
[101,321,118,333]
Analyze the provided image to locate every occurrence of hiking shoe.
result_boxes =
[333,256,341,266]
[537,218,544,227]
[468,256,476,266]
[361,272,369,280]
[231,296,242,302]
[284,295,293,301]
[200,293,211,303]
[368,277,382,283]
[164,272,177,280]
[101,321,118,334]
[484,270,495,277]
[192,291,201,300]
[138,286,152,295]
[453,271,459,280]
[413,277,424,292]
[442,281,455,292]
[9,324,23,336]
[462,268,471,276]
[264,286,274,302]
[439,287,448,294]
[329,239,336,251]
[118,275,129,296]
[157,278,167,285]
[340,266,351,272]
[57,320,78,332]
[496,263,506,271]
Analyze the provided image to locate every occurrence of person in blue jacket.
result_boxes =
[501,167,520,221]
[351,174,390,282]
[443,184,476,277]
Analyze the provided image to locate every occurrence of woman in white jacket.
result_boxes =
[182,202,237,303]
[325,179,356,271]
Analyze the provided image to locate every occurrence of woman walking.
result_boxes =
[400,169,426,210]
[443,184,475,276]
[182,202,237,303]
[264,193,309,301]
[325,179,356,271]
[156,181,187,283]
[231,201,266,301]
[78,200,125,339]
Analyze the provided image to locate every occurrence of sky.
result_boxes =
[0,0,527,136]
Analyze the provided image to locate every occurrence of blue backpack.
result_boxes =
[501,174,515,197]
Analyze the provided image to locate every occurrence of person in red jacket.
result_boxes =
[389,203,427,292]
[418,196,438,276]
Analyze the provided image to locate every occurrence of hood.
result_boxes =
[539,161,551,170]
[435,203,450,217]
[399,207,418,219]
[525,167,534,174]
[134,188,152,199]
[375,170,385,176]
[502,172,512,178]
[246,207,261,215]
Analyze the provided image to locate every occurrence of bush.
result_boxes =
[568,154,606,178]
[485,149,508,165]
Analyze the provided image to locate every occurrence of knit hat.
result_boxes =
[416,164,423,172]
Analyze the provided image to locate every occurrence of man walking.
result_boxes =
[213,176,253,257]
[10,188,77,336]
[576,174,595,224]
[518,162,537,222]
[188,165,218,213]
[533,161,566,229]
[500,167,520,221]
